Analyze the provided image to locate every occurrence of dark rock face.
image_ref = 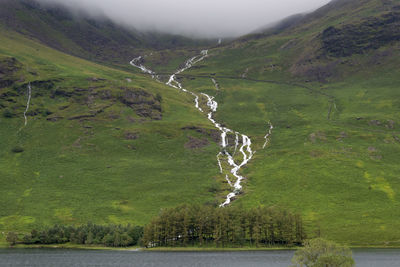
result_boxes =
[181,126,220,143]
[322,11,400,57]
[119,88,162,120]
[0,57,21,75]
[0,57,22,89]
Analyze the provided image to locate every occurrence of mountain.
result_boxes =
[0,0,213,65]
[1,0,400,248]
[205,0,400,82]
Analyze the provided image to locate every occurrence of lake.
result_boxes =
[0,248,399,266]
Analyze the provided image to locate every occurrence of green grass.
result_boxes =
[176,33,400,246]
[179,71,400,246]
[0,28,221,242]
[172,1,400,245]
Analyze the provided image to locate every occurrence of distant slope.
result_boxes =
[0,0,213,64]
[211,0,400,82]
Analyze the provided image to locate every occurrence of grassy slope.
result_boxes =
[0,27,221,245]
[178,0,400,246]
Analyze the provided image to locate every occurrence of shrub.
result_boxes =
[291,238,355,267]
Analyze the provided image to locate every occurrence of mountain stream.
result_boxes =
[130,51,272,206]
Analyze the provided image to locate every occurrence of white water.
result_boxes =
[130,50,270,207]
[200,92,255,206]
[130,56,159,80]
[211,78,219,90]
[23,83,32,126]
[263,122,274,149]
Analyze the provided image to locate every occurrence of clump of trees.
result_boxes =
[7,205,306,248]
[19,223,143,247]
[142,205,305,248]
[291,238,355,267]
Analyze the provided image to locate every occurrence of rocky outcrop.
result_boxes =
[181,126,220,143]
[0,57,22,89]
[322,11,400,57]
[119,88,162,120]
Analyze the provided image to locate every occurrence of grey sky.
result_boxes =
[37,0,331,37]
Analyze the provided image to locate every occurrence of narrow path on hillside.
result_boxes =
[130,51,272,206]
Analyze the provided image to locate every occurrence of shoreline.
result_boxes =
[1,244,400,251]
[0,244,141,251]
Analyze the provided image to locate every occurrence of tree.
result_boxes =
[86,231,94,245]
[120,233,133,247]
[6,232,18,246]
[291,238,355,267]
[102,233,114,247]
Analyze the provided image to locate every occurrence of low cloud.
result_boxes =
[37,0,331,37]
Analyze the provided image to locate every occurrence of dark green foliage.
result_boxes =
[291,238,355,267]
[142,205,305,248]
[19,223,143,247]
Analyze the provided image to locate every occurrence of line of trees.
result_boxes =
[142,205,305,248]
[6,205,305,248]
[15,223,143,247]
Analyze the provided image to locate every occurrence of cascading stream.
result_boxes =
[263,123,274,149]
[130,56,159,80]
[130,50,271,207]
[23,83,32,126]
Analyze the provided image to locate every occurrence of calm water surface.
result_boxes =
[0,248,399,266]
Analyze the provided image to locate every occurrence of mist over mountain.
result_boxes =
[35,0,331,37]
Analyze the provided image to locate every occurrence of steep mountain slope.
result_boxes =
[176,0,400,246]
[0,25,221,246]
[0,0,213,65]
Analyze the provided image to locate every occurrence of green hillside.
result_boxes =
[1,0,400,248]
[0,27,221,246]
[176,0,400,246]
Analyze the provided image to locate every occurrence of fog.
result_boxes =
[37,0,331,37]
